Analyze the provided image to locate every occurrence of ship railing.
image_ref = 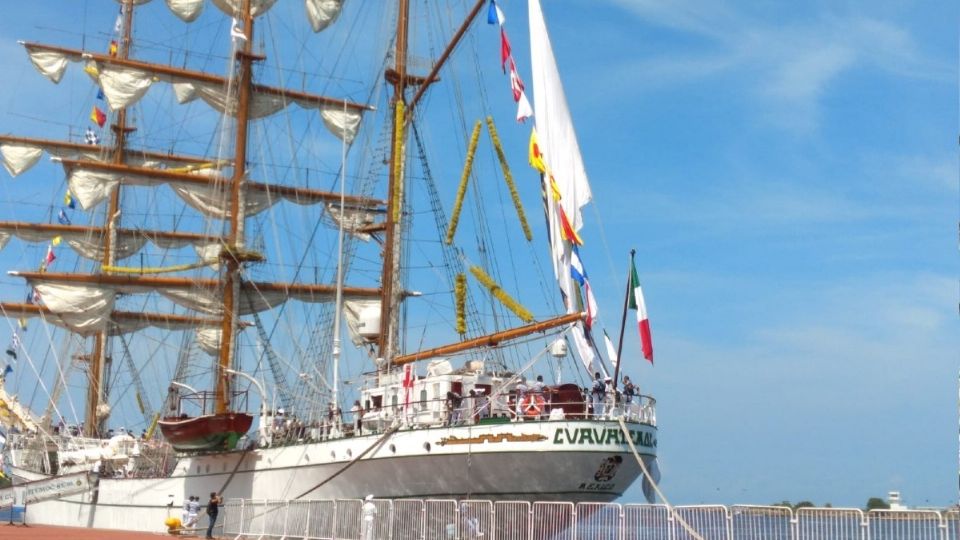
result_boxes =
[222,498,960,540]
[262,394,656,449]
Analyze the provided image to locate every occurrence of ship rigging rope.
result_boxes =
[217,445,254,496]
[617,417,705,540]
[293,424,400,500]
[0,305,71,431]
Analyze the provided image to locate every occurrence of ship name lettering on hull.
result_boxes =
[577,482,615,492]
[552,427,656,448]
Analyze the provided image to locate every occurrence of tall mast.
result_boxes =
[377,0,411,364]
[216,0,256,415]
[85,0,135,438]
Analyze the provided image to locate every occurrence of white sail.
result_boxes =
[528,0,593,231]
[306,0,346,32]
[22,46,364,142]
[195,327,223,356]
[31,282,115,334]
[166,0,204,22]
[529,0,598,371]
[211,0,278,18]
[0,136,224,178]
[0,225,222,263]
[63,163,362,218]
[0,142,43,176]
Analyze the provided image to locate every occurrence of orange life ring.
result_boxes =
[522,394,545,418]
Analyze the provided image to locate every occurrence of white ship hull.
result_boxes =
[12,419,657,532]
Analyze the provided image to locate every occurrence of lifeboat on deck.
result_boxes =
[158,412,253,451]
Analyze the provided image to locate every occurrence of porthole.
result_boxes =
[389,444,396,453]
[423,442,431,452]
[346,449,353,458]
[331,451,336,459]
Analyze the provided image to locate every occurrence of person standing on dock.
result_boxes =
[360,494,377,540]
[181,497,190,528]
[186,495,201,528]
[205,492,222,539]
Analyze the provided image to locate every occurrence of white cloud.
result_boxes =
[601,1,951,131]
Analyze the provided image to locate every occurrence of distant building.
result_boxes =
[887,491,907,510]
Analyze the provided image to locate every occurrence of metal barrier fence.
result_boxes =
[222,499,960,540]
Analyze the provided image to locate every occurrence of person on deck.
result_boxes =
[464,390,477,425]
[446,391,463,425]
[622,375,637,420]
[514,376,528,418]
[590,373,605,419]
[351,401,364,435]
[603,377,616,417]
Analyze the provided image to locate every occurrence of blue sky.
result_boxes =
[558,0,957,508]
[0,0,956,509]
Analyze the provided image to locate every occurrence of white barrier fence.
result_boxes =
[221,499,960,540]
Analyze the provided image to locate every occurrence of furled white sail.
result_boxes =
[0,137,217,178]
[96,64,155,112]
[195,327,222,356]
[24,49,71,84]
[0,226,223,262]
[169,181,273,220]
[0,143,43,177]
[20,277,348,319]
[193,243,223,270]
[211,0,278,18]
[306,0,345,32]
[343,299,381,346]
[64,162,368,219]
[326,203,377,242]
[111,317,218,335]
[22,45,365,142]
[7,305,218,336]
[32,282,115,334]
[166,0,204,22]
[161,285,345,315]
[319,106,362,144]
[67,167,122,210]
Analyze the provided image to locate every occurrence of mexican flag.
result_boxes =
[629,260,653,363]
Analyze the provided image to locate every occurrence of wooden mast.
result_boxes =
[216,0,256,416]
[85,0,135,438]
[377,0,411,363]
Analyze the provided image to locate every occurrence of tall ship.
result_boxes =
[0,0,659,532]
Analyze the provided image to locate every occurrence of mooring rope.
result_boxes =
[618,417,705,540]
[293,425,400,500]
